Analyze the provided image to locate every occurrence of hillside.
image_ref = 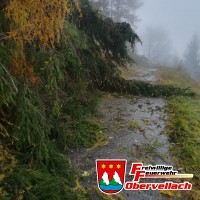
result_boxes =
[0,1,198,199]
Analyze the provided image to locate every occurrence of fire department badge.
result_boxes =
[96,159,127,194]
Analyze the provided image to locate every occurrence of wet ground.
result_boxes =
[67,68,176,199]
[126,68,159,83]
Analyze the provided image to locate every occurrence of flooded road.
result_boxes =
[67,68,176,199]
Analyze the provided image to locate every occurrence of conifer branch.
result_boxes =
[0,63,18,93]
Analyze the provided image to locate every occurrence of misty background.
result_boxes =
[90,0,200,80]
[137,0,200,56]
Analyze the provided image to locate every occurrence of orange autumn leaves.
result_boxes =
[5,0,79,48]
[4,0,80,83]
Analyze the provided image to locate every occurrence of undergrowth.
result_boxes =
[0,7,103,199]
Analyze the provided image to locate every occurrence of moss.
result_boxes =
[160,190,175,198]
[142,118,151,125]
[128,120,141,130]
[87,130,108,150]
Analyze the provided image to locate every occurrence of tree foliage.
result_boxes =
[77,0,141,62]
[2,0,80,83]
[5,0,79,48]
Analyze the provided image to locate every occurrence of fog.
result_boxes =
[90,0,200,78]
[137,0,200,57]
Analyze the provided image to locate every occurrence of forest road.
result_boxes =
[67,67,177,200]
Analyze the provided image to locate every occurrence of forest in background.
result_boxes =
[0,0,197,199]
[91,0,200,81]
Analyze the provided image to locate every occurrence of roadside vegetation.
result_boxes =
[0,0,198,199]
[0,0,155,199]
[157,67,200,199]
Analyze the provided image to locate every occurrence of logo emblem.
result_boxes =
[96,159,127,194]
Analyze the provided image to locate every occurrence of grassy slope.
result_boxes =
[157,67,200,199]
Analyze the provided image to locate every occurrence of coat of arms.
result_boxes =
[96,159,127,194]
